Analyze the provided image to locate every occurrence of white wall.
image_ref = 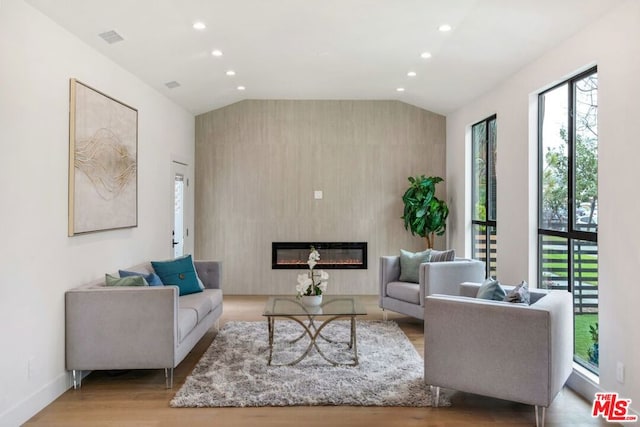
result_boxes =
[447,0,640,413]
[0,1,195,425]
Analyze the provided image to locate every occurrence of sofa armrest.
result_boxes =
[424,291,572,407]
[379,256,401,304]
[195,261,222,290]
[66,286,178,370]
[420,259,485,303]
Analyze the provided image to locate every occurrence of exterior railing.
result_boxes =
[474,234,598,313]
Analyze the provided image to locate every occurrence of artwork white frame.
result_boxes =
[68,79,138,236]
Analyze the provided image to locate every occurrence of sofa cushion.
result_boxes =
[399,249,431,283]
[105,273,148,287]
[119,269,164,286]
[476,277,506,301]
[429,249,456,262]
[151,254,202,296]
[386,281,420,304]
[504,281,531,304]
[179,289,222,323]
[177,308,198,343]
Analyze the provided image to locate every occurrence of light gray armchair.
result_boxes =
[424,282,573,427]
[379,256,485,320]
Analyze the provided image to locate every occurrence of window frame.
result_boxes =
[537,66,598,374]
[471,114,497,278]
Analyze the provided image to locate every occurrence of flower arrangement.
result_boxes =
[296,246,329,297]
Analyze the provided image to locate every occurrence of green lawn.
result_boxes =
[574,313,598,368]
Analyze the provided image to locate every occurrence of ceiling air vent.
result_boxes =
[98,30,124,44]
[165,81,181,89]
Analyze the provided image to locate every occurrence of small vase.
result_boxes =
[301,295,323,306]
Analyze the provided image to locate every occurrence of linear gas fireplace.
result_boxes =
[272,242,367,270]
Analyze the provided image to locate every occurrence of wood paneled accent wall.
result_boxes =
[195,100,445,295]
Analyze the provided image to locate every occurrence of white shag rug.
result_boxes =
[170,320,447,407]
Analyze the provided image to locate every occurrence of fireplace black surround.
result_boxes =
[272,242,367,270]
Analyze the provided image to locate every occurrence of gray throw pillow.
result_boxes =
[398,249,431,283]
[504,281,530,304]
[429,249,456,262]
[476,277,506,301]
[105,273,149,287]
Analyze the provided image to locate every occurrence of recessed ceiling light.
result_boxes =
[193,21,206,30]
[407,71,417,77]
[165,81,181,89]
[438,24,452,32]
[211,49,223,57]
[420,52,432,59]
[396,88,405,92]
[226,70,236,76]
[237,86,246,91]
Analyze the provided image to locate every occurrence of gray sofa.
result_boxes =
[424,282,573,427]
[379,256,485,319]
[65,260,222,388]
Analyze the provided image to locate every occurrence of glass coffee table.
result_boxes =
[262,296,367,366]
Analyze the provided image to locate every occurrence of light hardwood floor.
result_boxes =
[26,296,607,426]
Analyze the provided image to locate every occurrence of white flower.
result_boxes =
[297,273,312,287]
[297,247,329,297]
[307,248,320,270]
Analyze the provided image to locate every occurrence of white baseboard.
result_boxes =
[566,365,602,400]
[567,366,639,421]
[0,372,70,427]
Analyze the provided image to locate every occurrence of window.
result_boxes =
[538,67,598,374]
[471,115,497,278]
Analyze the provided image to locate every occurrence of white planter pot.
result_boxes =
[301,295,323,306]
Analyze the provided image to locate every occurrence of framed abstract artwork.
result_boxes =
[68,79,138,236]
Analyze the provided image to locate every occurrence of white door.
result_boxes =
[171,161,189,257]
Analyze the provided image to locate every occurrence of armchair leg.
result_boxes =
[165,368,174,389]
[382,309,388,321]
[535,405,546,427]
[430,385,440,407]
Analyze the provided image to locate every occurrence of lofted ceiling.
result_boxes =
[26,0,622,116]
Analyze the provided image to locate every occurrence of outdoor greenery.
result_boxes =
[542,75,598,227]
[402,175,449,249]
[575,314,598,366]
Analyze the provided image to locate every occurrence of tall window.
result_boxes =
[471,115,497,278]
[538,67,598,374]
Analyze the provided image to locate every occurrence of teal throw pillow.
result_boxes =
[119,269,164,286]
[105,273,148,287]
[399,249,431,283]
[151,254,202,296]
[476,277,506,301]
[504,281,530,304]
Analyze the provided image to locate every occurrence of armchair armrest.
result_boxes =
[419,259,485,305]
[379,256,401,305]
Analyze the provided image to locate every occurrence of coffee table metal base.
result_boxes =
[266,314,358,366]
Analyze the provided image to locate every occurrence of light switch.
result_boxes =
[314,190,323,200]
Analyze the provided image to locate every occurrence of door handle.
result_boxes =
[172,240,180,247]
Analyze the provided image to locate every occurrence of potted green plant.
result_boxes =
[402,175,449,249]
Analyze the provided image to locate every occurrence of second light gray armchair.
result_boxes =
[379,256,485,319]
[424,282,573,427]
